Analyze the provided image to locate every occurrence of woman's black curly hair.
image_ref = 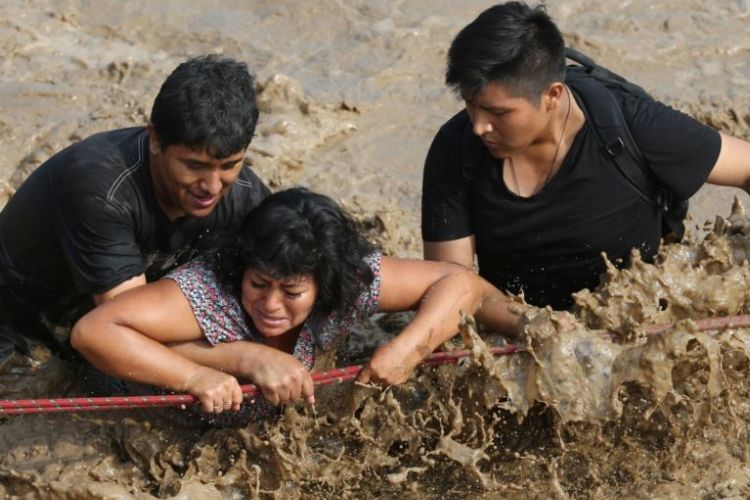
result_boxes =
[215,187,375,317]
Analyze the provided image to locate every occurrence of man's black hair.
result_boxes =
[446,2,566,102]
[216,188,375,317]
[150,54,259,158]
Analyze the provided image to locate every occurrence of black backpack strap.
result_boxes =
[565,52,687,239]
[565,64,661,208]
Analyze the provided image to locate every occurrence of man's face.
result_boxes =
[148,130,245,220]
[465,81,551,159]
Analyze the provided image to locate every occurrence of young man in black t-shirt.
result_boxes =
[421,2,750,316]
[0,55,270,357]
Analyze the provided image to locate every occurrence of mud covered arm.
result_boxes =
[357,257,517,385]
[70,280,243,413]
[706,132,750,194]
[473,280,525,338]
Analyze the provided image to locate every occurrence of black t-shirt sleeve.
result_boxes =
[421,116,475,242]
[51,190,145,294]
[623,94,721,199]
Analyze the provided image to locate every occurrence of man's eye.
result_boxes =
[222,161,242,171]
[249,281,266,289]
[285,291,303,299]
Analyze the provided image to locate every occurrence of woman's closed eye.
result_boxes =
[249,280,269,290]
[249,279,304,298]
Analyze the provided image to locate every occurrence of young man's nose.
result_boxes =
[472,114,493,136]
[199,170,224,195]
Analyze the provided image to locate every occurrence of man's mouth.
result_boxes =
[191,193,217,208]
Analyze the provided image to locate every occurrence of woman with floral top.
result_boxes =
[71,188,518,421]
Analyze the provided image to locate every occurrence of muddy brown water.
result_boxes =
[2,1,750,498]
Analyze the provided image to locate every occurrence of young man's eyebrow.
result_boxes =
[479,104,509,113]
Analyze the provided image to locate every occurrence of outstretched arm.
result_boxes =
[706,132,750,193]
[357,257,519,386]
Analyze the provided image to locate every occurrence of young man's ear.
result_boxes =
[146,123,162,155]
[543,82,565,111]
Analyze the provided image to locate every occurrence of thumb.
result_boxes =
[356,365,371,384]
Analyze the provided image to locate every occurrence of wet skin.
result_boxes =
[148,129,246,220]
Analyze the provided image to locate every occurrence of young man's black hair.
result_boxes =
[446,2,566,102]
[150,55,259,158]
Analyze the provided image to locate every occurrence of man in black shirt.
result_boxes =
[0,55,269,357]
[421,2,750,314]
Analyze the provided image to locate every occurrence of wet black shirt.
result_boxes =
[0,127,270,327]
[421,86,721,309]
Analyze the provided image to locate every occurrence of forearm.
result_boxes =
[391,271,481,363]
[173,340,315,406]
[169,340,263,381]
[473,280,525,338]
[71,319,204,393]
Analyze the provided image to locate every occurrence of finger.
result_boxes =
[356,366,371,385]
[301,374,315,406]
[285,370,306,402]
[200,396,215,414]
[262,388,280,406]
[278,387,293,405]
[213,400,224,414]
[231,383,243,412]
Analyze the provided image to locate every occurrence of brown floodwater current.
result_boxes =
[4,201,750,498]
[2,1,750,498]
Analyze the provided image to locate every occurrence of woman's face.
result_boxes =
[241,268,318,338]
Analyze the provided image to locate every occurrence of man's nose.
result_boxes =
[200,169,223,195]
[472,113,493,136]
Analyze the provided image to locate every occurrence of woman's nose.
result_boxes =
[262,290,283,311]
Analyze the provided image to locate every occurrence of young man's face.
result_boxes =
[148,130,246,220]
[464,81,552,159]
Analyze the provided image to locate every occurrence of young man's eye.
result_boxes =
[221,160,243,171]
[285,291,303,299]
[249,280,266,289]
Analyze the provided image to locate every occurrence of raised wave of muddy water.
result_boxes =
[2,1,750,498]
[6,205,750,498]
